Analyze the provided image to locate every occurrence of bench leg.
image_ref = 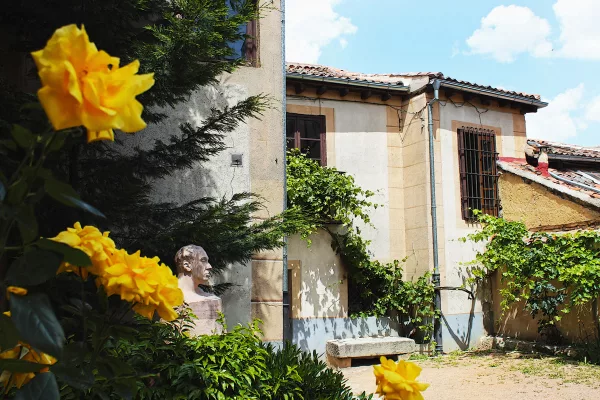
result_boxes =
[326,353,352,368]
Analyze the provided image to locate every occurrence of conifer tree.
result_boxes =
[0,0,298,284]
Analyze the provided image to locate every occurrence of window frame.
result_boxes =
[244,16,259,66]
[286,113,327,166]
[457,126,500,221]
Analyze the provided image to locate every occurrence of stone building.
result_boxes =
[495,139,600,342]
[143,3,286,344]
[284,63,549,352]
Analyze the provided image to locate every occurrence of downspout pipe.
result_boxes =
[427,80,443,353]
[281,0,291,344]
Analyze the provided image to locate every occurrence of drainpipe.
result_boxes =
[281,0,291,344]
[427,80,443,353]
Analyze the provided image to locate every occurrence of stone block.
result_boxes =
[251,260,283,302]
[388,147,403,168]
[403,163,427,188]
[326,337,418,360]
[251,302,283,341]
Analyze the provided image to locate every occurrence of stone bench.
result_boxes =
[326,337,418,368]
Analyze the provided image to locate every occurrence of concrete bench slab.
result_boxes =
[326,337,418,368]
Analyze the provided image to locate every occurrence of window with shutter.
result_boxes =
[457,127,499,221]
[286,113,327,166]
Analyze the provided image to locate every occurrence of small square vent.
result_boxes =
[231,154,243,167]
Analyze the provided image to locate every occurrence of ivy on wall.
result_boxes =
[463,210,600,339]
[286,151,437,339]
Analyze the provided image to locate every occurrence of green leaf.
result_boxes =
[11,124,35,149]
[61,195,106,218]
[7,249,62,287]
[35,239,92,267]
[15,372,59,400]
[44,178,105,218]
[0,180,5,202]
[0,139,18,152]
[0,313,19,349]
[43,178,78,204]
[14,205,38,244]
[51,364,94,391]
[7,179,28,205]
[113,382,133,400]
[0,359,48,373]
[11,293,65,358]
[47,131,70,153]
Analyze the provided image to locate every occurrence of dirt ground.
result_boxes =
[342,351,600,400]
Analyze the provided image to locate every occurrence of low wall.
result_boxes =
[491,270,599,343]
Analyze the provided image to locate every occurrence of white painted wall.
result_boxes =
[287,97,391,260]
[287,229,347,319]
[121,2,284,330]
[438,102,516,315]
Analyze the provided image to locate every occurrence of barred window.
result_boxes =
[457,127,499,221]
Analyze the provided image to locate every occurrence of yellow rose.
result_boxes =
[51,222,117,279]
[101,249,183,321]
[0,339,56,391]
[373,356,429,400]
[31,24,154,143]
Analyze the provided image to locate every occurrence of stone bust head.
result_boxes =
[174,245,213,288]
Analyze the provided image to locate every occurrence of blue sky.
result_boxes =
[285,0,600,147]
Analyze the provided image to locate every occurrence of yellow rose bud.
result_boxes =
[6,286,28,297]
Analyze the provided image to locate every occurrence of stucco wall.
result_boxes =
[494,172,600,343]
[499,172,600,230]
[286,96,391,260]
[133,3,284,337]
[492,271,599,343]
[285,94,400,353]
[437,94,525,351]
[287,229,348,319]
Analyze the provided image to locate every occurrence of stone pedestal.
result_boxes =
[188,296,223,336]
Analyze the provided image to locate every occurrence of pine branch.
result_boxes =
[126,94,268,178]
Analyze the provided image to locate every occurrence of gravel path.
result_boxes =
[342,351,600,400]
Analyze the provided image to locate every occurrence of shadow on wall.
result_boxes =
[491,270,599,344]
[440,295,477,351]
[288,229,400,355]
[122,81,252,204]
[292,317,396,356]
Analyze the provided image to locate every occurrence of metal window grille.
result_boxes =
[286,113,327,166]
[457,127,499,221]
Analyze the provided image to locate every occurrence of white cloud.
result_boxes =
[527,84,584,142]
[554,0,600,59]
[466,5,552,63]
[585,96,600,121]
[285,0,357,63]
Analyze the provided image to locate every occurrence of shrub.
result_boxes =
[87,310,373,400]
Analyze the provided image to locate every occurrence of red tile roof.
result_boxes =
[286,63,407,86]
[527,139,600,159]
[286,62,542,100]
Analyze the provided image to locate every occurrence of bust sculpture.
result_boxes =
[175,245,223,335]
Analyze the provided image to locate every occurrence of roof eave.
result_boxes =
[439,80,548,108]
[286,73,410,93]
[549,154,600,164]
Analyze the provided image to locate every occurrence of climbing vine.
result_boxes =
[463,211,600,337]
[286,151,437,339]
